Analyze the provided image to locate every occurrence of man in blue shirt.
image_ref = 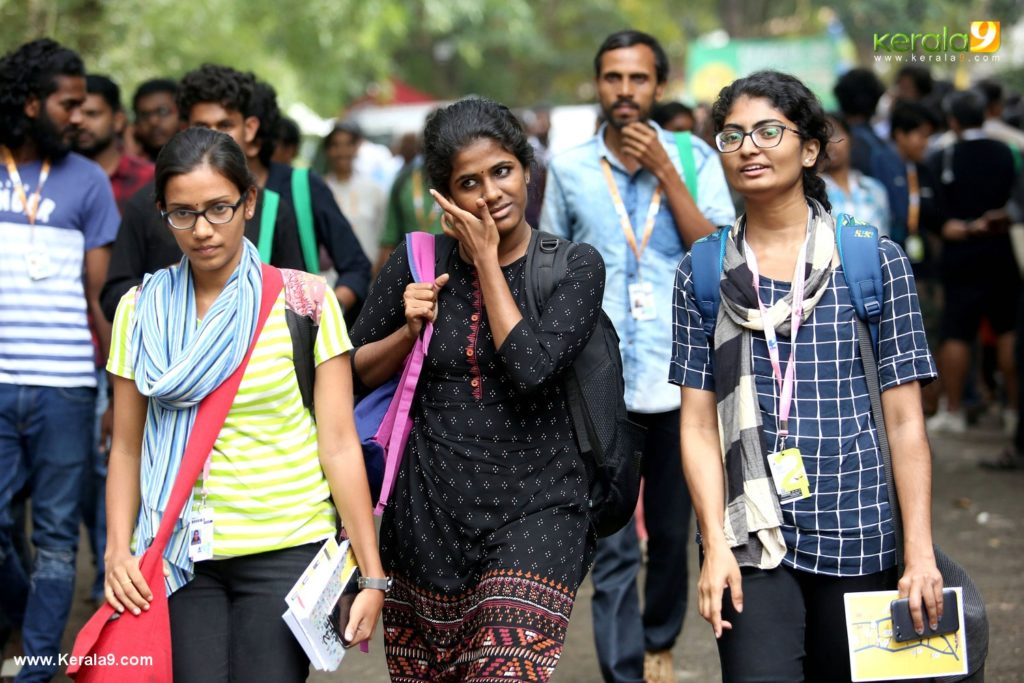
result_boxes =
[540,30,735,683]
[0,39,119,683]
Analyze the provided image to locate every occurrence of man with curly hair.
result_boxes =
[0,38,119,682]
[100,65,370,323]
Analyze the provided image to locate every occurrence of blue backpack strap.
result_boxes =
[835,214,883,351]
[689,225,731,343]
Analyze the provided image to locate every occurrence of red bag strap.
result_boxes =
[146,264,283,559]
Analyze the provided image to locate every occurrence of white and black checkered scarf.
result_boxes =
[714,200,837,568]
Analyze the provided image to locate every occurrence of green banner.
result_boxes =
[686,35,843,109]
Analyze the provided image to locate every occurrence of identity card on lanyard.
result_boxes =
[601,159,662,321]
[188,456,216,562]
[745,237,812,504]
[903,163,925,264]
[2,147,53,280]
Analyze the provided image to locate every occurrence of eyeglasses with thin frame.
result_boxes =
[715,124,803,153]
[161,196,246,230]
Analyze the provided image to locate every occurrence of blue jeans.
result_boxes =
[0,383,95,683]
[80,370,108,601]
[591,410,692,683]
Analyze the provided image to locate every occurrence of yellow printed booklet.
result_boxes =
[844,588,967,681]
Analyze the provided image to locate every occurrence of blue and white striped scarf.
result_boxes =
[131,238,264,594]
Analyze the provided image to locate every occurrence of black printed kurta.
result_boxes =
[351,237,604,682]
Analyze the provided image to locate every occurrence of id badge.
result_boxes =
[768,448,811,503]
[187,506,214,562]
[628,281,657,321]
[904,234,925,264]
[25,245,53,281]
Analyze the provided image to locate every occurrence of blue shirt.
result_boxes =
[541,123,735,413]
[0,153,119,388]
[825,171,892,237]
[670,238,936,576]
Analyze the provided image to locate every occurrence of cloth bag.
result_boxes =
[856,318,989,682]
[354,232,435,514]
[67,265,283,681]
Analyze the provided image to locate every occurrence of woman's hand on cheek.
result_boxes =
[430,190,499,266]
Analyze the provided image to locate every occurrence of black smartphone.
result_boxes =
[327,568,362,648]
[890,588,960,642]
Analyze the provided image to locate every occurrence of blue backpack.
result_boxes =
[689,214,885,350]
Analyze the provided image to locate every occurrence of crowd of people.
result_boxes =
[0,24,1019,683]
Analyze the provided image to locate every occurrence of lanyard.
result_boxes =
[744,236,809,446]
[600,159,662,266]
[905,163,920,235]
[410,167,440,230]
[2,147,51,227]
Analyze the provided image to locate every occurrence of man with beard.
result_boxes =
[76,75,153,211]
[130,78,181,162]
[0,39,119,683]
[540,30,734,683]
[72,74,153,607]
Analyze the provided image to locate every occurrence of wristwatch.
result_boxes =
[357,576,393,593]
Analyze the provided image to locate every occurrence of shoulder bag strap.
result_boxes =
[374,233,435,514]
[674,131,699,202]
[258,189,280,264]
[145,264,283,561]
[855,317,904,573]
[291,168,320,274]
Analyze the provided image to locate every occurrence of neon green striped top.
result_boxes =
[107,278,352,558]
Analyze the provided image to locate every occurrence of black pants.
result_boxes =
[716,564,897,683]
[169,543,320,683]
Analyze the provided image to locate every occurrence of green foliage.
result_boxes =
[0,0,1019,117]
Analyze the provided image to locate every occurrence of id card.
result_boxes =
[187,505,214,562]
[628,281,657,321]
[768,448,811,503]
[904,234,925,264]
[25,245,53,281]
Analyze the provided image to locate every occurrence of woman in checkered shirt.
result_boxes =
[670,71,942,682]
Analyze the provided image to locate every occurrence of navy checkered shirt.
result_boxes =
[670,238,936,576]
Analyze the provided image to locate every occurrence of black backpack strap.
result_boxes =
[524,230,590,451]
[286,308,317,412]
[434,233,459,278]
[525,230,571,317]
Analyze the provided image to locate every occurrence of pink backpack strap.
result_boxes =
[374,232,436,514]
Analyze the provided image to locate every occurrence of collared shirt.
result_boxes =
[824,171,891,237]
[670,238,936,576]
[541,122,735,412]
[109,154,154,214]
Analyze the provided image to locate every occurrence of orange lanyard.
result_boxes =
[2,146,51,227]
[905,163,920,235]
[600,159,662,264]
[411,167,440,230]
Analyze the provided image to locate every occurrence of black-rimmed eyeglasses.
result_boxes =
[161,196,246,230]
[715,124,803,153]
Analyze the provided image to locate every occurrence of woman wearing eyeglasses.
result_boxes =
[102,128,384,682]
[670,71,941,682]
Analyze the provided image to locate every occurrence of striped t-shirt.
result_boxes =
[0,153,119,387]
[108,277,352,564]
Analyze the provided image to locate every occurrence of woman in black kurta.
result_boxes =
[350,97,603,682]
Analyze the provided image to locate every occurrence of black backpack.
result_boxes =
[513,230,645,537]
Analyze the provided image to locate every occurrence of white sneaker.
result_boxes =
[926,410,966,434]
